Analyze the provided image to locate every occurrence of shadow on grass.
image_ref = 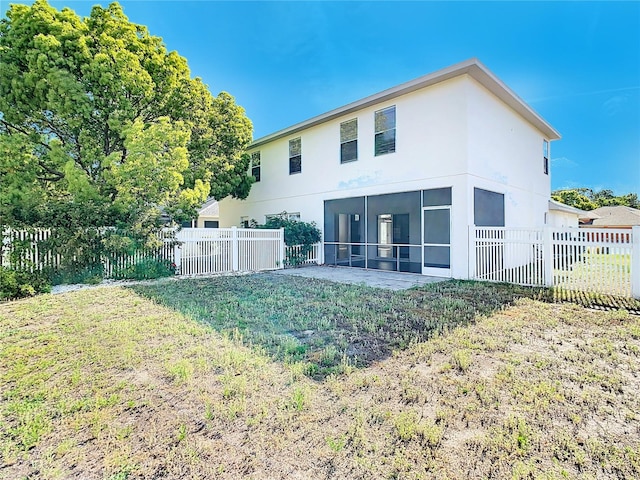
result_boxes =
[544,288,640,315]
[128,273,638,380]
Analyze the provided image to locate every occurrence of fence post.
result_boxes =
[280,228,286,269]
[232,226,239,272]
[467,225,476,280]
[543,226,554,287]
[632,226,640,299]
[1,228,7,268]
[173,243,182,275]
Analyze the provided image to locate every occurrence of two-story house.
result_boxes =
[218,58,561,278]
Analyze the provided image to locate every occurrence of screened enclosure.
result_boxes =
[324,189,452,274]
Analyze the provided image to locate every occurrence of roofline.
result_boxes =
[548,199,594,217]
[250,58,561,149]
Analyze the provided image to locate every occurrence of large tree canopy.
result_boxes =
[552,188,639,211]
[0,0,253,234]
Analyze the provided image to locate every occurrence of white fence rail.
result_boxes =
[1,228,175,278]
[175,227,284,276]
[2,227,285,279]
[470,226,640,298]
[285,243,321,266]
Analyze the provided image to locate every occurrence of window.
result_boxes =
[543,140,549,175]
[204,220,219,228]
[474,188,505,227]
[377,213,410,259]
[340,118,358,163]
[251,151,261,182]
[265,212,301,222]
[374,106,396,156]
[423,187,452,207]
[240,216,249,228]
[289,137,301,174]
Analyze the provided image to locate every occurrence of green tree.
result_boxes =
[0,0,253,233]
[552,188,639,210]
[0,0,253,279]
[551,190,597,211]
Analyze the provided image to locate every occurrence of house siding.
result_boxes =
[219,67,556,279]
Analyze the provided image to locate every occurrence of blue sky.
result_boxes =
[1,1,639,195]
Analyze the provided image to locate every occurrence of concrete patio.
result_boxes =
[273,265,448,291]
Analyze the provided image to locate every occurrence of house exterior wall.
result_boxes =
[196,215,219,228]
[219,72,554,279]
[465,77,551,230]
[548,210,579,228]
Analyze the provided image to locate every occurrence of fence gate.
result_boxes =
[470,226,640,299]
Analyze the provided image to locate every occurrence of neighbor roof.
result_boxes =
[250,58,561,149]
[198,198,219,217]
[590,206,640,227]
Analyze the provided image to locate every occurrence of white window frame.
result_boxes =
[340,118,358,163]
[265,212,301,222]
[374,106,396,156]
[251,151,261,182]
[289,137,302,174]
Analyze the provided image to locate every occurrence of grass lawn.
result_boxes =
[554,252,632,298]
[1,273,639,479]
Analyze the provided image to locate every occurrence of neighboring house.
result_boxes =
[196,198,220,228]
[219,58,561,278]
[548,199,592,228]
[581,205,640,228]
[177,198,220,228]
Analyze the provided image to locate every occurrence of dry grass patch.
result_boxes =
[1,276,639,479]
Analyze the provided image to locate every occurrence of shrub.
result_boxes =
[112,258,176,280]
[258,212,321,266]
[45,263,104,286]
[0,266,51,301]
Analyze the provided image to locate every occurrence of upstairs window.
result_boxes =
[543,139,549,175]
[251,151,261,182]
[289,137,302,174]
[374,106,396,156]
[340,118,358,163]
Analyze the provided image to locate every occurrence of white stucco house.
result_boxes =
[219,58,561,278]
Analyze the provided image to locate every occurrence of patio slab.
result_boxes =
[273,265,448,291]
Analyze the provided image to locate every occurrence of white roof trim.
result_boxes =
[250,58,561,149]
[548,199,594,217]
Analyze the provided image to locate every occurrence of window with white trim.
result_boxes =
[289,137,301,174]
[374,106,396,156]
[251,151,261,182]
[266,212,301,223]
[340,118,358,163]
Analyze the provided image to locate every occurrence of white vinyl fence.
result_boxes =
[175,227,285,276]
[284,242,321,266]
[2,227,285,278]
[470,226,640,298]
[1,228,175,277]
